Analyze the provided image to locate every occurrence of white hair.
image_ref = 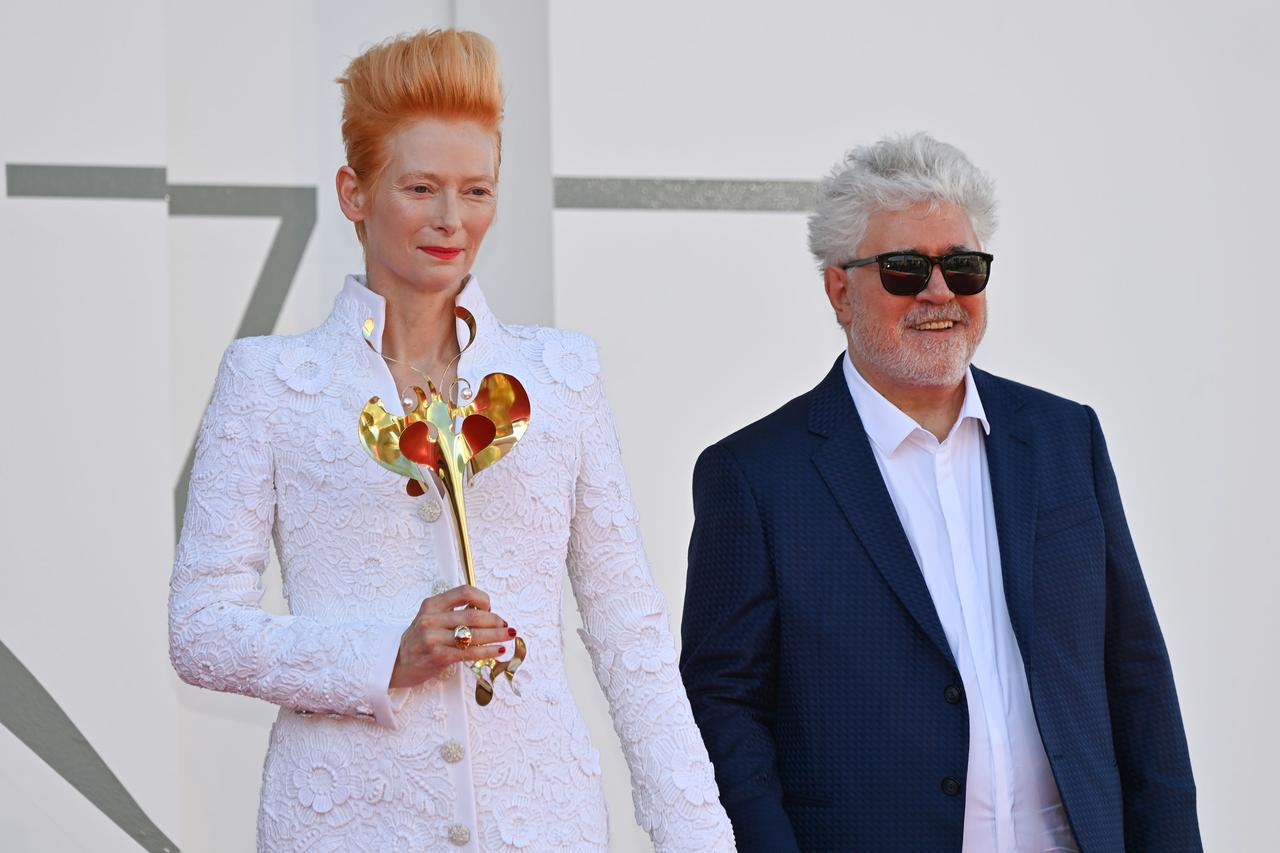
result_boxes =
[807,132,998,269]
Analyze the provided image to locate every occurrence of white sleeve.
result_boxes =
[168,340,406,727]
[565,339,736,852]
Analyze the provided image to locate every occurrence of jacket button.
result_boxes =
[941,777,962,797]
[944,684,963,704]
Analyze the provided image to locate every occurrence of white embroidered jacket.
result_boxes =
[169,276,735,852]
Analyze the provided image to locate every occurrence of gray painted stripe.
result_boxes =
[169,184,318,536]
[5,164,816,212]
[5,164,167,199]
[4,163,180,851]
[3,169,319,535]
[1,162,813,852]
[168,185,317,338]
[4,168,318,853]
[0,641,180,852]
[554,176,817,211]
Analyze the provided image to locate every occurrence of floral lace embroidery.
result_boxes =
[169,282,734,851]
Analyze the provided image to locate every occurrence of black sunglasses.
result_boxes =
[843,251,994,296]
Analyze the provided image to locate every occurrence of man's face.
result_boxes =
[829,201,987,393]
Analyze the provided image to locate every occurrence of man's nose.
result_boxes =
[917,263,953,304]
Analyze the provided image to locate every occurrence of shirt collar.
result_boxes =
[338,273,491,355]
[841,351,990,455]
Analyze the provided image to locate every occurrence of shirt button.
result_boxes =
[448,823,471,845]
[944,684,963,705]
[420,498,443,523]
[441,739,466,763]
[941,776,962,797]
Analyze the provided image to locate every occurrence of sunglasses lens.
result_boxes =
[879,254,932,295]
[940,254,990,295]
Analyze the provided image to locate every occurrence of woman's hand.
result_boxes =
[388,585,516,689]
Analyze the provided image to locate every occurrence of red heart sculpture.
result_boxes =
[399,420,441,469]
[461,414,497,457]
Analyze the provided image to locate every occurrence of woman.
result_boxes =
[169,29,735,852]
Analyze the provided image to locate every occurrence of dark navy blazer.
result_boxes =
[680,356,1200,852]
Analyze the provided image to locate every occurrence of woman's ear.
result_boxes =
[336,165,366,223]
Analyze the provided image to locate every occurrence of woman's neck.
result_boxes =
[366,265,464,367]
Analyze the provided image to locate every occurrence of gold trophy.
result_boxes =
[357,306,530,706]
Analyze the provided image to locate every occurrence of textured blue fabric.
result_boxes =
[680,355,1201,853]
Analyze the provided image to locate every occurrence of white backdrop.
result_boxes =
[1,2,555,851]
[551,2,1278,852]
[0,0,1274,850]
[0,2,179,851]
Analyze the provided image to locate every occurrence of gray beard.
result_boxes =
[845,304,986,389]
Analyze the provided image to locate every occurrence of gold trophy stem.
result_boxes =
[437,473,477,588]
[358,353,530,706]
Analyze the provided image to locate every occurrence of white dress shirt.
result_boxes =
[842,353,1079,853]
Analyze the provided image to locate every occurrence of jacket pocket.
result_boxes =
[782,791,833,808]
[1036,495,1101,540]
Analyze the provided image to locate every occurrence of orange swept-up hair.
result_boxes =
[337,29,504,243]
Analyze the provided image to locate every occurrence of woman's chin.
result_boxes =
[374,260,474,296]
[416,258,474,289]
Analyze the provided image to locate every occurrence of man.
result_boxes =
[680,133,1200,852]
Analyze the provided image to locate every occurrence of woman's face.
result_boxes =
[346,117,498,295]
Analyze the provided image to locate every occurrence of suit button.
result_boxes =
[941,777,962,797]
[944,684,963,704]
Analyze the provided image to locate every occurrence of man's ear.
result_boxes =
[824,265,854,327]
[336,165,366,224]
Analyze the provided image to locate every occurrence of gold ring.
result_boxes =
[453,625,473,649]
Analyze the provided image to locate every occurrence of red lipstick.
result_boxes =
[421,246,462,260]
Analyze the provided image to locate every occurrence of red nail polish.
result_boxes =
[498,646,506,654]
[507,628,517,638]
[502,620,508,627]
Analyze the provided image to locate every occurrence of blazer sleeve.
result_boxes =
[168,341,407,727]
[564,341,736,853]
[1088,405,1202,851]
[680,442,801,853]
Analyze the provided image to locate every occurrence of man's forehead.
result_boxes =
[882,242,977,254]
[860,202,980,253]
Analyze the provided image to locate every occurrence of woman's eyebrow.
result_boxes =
[396,171,494,184]
[395,171,439,183]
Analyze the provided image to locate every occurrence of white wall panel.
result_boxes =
[456,1,556,326]
[3,0,1262,847]
[553,209,835,852]
[3,2,555,851]
[162,3,563,850]
[0,2,178,851]
[551,1,1279,850]
[0,728,143,853]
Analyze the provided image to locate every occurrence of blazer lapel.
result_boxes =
[808,357,956,668]
[972,368,1038,652]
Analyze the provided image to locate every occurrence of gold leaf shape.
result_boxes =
[464,373,530,478]
[358,396,423,482]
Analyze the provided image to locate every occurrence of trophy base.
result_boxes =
[469,636,527,706]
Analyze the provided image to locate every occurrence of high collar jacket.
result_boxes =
[169,276,735,852]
